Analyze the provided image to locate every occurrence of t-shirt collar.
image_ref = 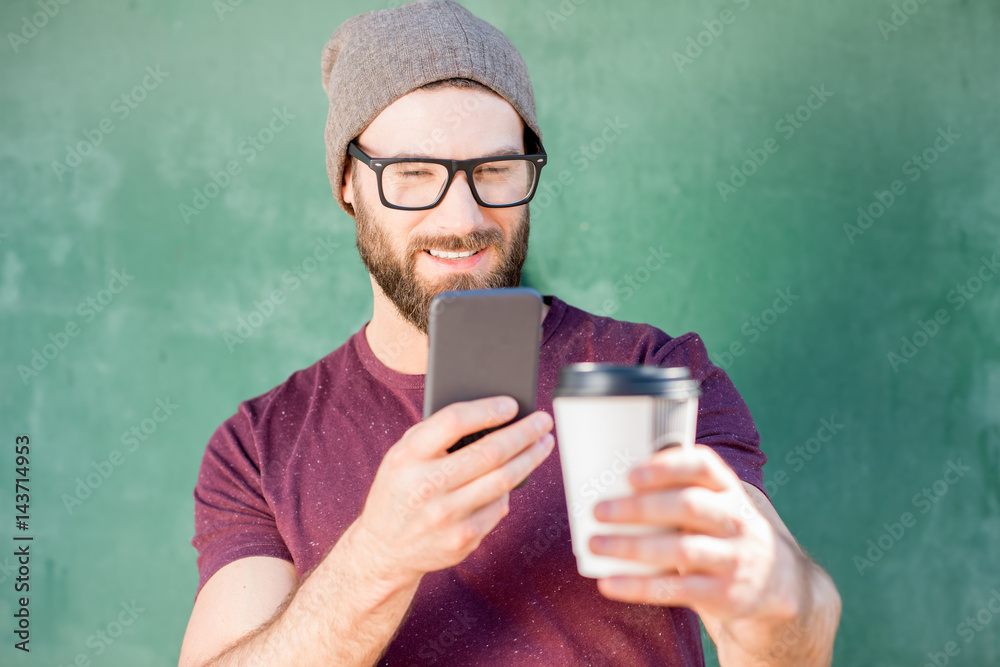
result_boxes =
[353,294,566,390]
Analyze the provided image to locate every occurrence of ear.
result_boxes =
[342,158,354,206]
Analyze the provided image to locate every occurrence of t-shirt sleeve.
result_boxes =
[190,402,293,600]
[646,332,769,500]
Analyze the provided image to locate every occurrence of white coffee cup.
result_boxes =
[552,364,700,578]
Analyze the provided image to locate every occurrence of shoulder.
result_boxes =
[548,295,714,374]
[209,333,360,452]
[255,335,357,414]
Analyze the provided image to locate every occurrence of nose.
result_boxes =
[428,169,484,233]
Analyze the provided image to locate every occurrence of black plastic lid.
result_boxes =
[552,363,701,398]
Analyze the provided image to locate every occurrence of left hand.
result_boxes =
[589,444,803,625]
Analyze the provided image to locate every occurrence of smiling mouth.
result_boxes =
[424,247,485,260]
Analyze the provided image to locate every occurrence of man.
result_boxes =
[179,2,841,665]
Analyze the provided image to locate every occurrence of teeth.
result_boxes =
[428,248,477,259]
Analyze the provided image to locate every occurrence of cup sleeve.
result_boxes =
[190,403,293,601]
[647,332,769,501]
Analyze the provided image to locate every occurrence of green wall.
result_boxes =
[2,0,998,664]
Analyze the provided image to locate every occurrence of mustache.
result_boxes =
[407,227,505,254]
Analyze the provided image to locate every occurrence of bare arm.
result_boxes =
[179,522,423,667]
[179,396,555,667]
[702,483,841,666]
[178,557,297,666]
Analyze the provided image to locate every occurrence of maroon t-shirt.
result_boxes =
[191,294,766,666]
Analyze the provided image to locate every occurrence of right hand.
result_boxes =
[350,396,555,587]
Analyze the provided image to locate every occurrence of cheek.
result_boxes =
[492,210,524,238]
[352,169,374,206]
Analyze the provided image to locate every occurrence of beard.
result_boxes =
[352,179,530,335]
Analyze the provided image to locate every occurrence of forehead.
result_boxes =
[357,86,525,158]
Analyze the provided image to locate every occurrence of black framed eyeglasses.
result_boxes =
[347,140,547,211]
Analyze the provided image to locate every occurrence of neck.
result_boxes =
[364,277,550,375]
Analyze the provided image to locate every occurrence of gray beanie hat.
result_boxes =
[321,0,543,217]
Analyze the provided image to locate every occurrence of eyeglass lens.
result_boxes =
[380,159,537,208]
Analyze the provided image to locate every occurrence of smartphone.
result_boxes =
[424,287,543,456]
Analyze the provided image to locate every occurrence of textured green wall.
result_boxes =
[2,0,998,664]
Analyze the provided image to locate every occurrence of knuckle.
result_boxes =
[382,446,405,469]
[730,510,750,535]
[474,442,503,468]
[401,421,422,439]
[674,538,696,564]
[678,489,701,516]
[452,523,478,549]
[424,501,451,528]
[650,579,676,604]
[443,532,466,555]
[493,474,513,497]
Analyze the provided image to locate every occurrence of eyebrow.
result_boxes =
[385,145,525,160]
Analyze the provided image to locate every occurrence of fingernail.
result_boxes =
[497,397,517,416]
[539,433,554,449]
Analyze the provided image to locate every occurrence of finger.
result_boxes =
[427,493,509,562]
[627,445,740,493]
[447,433,555,512]
[444,410,553,490]
[458,492,510,547]
[407,396,520,458]
[588,532,737,575]
[594,486,741,537]
[595,572,723,608]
